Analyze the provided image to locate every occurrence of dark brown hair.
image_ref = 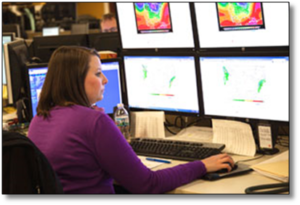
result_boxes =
[37,46,100,118]
[102,13,116,21]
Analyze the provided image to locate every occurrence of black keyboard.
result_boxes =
[129,138,226,161]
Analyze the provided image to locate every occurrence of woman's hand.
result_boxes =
[201,153,235,173]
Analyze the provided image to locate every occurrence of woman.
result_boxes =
[28,46,234,194]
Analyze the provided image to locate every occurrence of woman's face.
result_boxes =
[84,55,108,105]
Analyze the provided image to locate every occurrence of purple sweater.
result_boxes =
[28,105,207,194]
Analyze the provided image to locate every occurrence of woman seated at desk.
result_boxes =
[28,46,234,194]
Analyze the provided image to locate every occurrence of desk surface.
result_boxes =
[147,144,288,194]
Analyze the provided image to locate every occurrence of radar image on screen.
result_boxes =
[217,2,265,31]
[134,3,172,34]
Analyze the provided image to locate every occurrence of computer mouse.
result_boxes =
[216,163,238,174]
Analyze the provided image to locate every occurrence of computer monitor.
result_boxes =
[2,24,21,38]
[2,33,14,104]
[4,39,30,105]
[123,55,199,115]
[42,27,60,36]
[2,33,15,85]
[199,56,289,122]
[26,59,123,120]
[88,32,121,52]
[195,2,289,48]
[32,34,88,63]
[116,3,195,49]
[94,59,123,115]
[26,63,48,119]
[71,23,89,34]
[2,33,15,42]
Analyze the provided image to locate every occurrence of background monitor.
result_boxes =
[42,27,60,36]
[88,32,121,52]
[26,63,48,119]
[117,3,195,49]
[195,2,289,48]
[26,59,123,120]
[4,39,30,105]
[94,59,123,114]
[123,55,199,115]
[2,33,14,105]
[2,33,15,42]
[32,34,88,63]
[2,33,14,85]
[2,24,21,38]
[199,56,289,122]
[71,23,89,34]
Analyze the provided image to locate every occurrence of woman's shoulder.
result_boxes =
[70,105,109,119]
[44,105,110,123]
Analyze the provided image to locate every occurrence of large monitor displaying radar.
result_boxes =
[195,2,289,48]
[123,55,199,114]
[117,3,195,49]
[199,56,289,122]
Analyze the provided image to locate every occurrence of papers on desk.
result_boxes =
[2,110,17,122]
[130,111,165,139]
[251,151,289,182]
[167,120,256,156]
[212,119,256,157]
[174,126,213,143]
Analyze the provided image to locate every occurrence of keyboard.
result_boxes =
[129,138,226,161]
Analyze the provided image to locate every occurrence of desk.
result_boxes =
[141,140,288,194]
[2,110,29,136]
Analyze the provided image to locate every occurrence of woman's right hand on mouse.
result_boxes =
[201,153,235,173]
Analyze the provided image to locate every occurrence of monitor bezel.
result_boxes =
[197,51,290,124]
[87,32,121,53]
[5,39,30,106]
[121,52,202,116]
[2,33,15,103]
[32,34,89,63]
[3,32,16,41]
[3,43,12,105]
[2,24,21,38]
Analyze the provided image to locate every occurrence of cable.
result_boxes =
[276,136,289,147]
[245,182,289,194]
[164,122,177,135]
[236,154,265,164]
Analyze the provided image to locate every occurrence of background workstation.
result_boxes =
[2,2,291,196]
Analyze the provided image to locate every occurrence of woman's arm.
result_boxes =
[91,114,207,194]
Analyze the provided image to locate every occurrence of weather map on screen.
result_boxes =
[199,56,289,121]
[124,56,199,114]
[134,3,172,34]
[217,2,265,31]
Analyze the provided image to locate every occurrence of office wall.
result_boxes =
[2,3,109,22]
[77,3,105,19]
